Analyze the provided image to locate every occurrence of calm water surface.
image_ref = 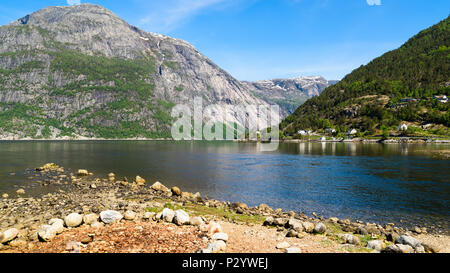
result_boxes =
[0,141,449,231]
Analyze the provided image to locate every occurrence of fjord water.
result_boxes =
[0,141,449,231]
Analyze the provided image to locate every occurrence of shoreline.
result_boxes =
[0,163,449,253]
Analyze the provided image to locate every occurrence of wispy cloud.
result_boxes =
[138,0,233,33]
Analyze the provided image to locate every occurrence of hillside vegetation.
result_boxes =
[281,16,450,137]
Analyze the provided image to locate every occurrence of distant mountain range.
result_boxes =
[242,76,337,117]
[281,16,450,137]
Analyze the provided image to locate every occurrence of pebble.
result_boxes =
[124,210,137,220]
[135,176,146,186]
[38,225,58,242]
[16,189,25,195]
[100,210,123,224]
[2,193,8,199]
[302,222,315,233]
[65,213,83,227]
[77,169,89,176]
[340,234,360,246]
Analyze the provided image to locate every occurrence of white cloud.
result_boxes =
[139,0,230,33]
[366,0,381,6]
[67,0,81,5]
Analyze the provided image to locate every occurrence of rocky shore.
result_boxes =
[0,163,448,253]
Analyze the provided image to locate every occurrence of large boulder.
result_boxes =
[340,234,360,246]
[173,210,190,225]
[65,213,83,227]
[100,210,123,224]
[382,244,414,253]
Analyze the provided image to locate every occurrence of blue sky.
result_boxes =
[0,0,449,81]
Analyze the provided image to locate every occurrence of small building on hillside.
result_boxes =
[325,128,336,134]
[434,95,448,103]
[398,124,408,131]
[298,130,307,136]
[347,129,357,135]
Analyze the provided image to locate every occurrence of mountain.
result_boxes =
[281,16,450,137]
[242,76,335,117]
[0,4,266,139]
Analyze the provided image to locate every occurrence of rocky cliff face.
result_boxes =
[242,76,336,117]
[0,4,267,139]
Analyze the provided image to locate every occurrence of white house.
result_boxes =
[298,130,307,136]
[347,129,357,135]
[325,128,336,134]
[398,124,408,131]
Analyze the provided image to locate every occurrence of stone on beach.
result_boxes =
[0,228,19,244]
[302,222,315,233]
[124,210,136,220]
[77,169,89,176]
[48,218,64,234]
[203,222,223,235]
[367,240,386,251]
[340,234,360,246]
[16,189,25,195]
[173,210,190,225]
[314,223,327,234]
[83,214,99,225]
[395,235,422,249]
[211,232,229,242]
[100,210,123,224]
[276,242,290,249]
[151,181,170,192]
[382,244,414,253]
[161,208,175,223]
[171,186,182,196]
[284,247,302,253]
[189,216,204,226]
[64,213,83,227]
[135,176,146,186]
[38,225,58,242]
[2,193,8,199]
[205,240,226,253]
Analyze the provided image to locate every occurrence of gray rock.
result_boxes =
[314,223,327,234]
[83,214,99,225]
[38,225,57,242]
[341,234,360,246]
[161,208,175,223]
[100,210,123,224]
[366,240,385,251]
[189,216,204,226]
[382,244,414,253]
[173,210,190,225]
[302,222,315,233]
[65,213,83,227]
[205,240,226,253]
[395,235,422,249]
[273,218,287,227]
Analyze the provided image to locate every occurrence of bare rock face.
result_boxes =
[0,4,267,139]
